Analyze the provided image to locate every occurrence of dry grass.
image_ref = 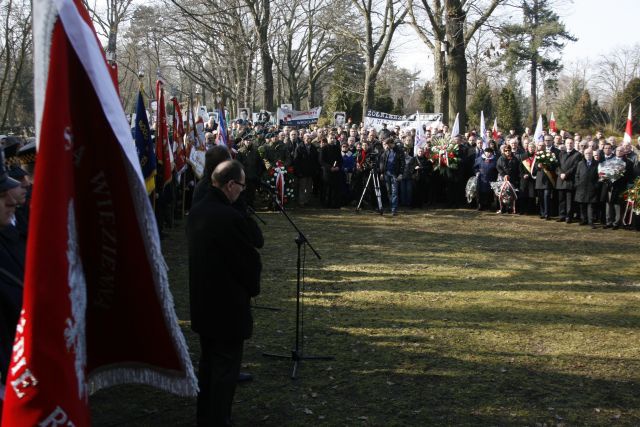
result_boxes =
[91,207,640,426]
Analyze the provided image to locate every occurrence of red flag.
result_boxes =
[624,104,632,143]
[155,81,173,188]
[492,118,498,141]
[549,112,557,134]
[172,97,187,175]
[1,1,197,424]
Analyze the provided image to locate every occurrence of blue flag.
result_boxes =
[134,90,157,194]
[216,107,228,148]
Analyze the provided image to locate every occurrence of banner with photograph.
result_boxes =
[277,106,322,126]
[364,109,443,131]
[253,110,274,124]
[188,148,206,179]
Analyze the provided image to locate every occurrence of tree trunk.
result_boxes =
[362,70,376,120]
[530,58,537,124]
[433,41,448,122]
[307,77,315,110]
[446,0,467,131]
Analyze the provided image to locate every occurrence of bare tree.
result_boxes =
[0,0,32,130]
[343,0,407,119]
[82,0,134,58]
[243,0,275,110]
[408,0,503,126]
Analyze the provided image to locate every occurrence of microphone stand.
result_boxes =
[260,184,334,379]
[247,205,267,225]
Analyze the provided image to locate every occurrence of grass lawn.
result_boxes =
[91,207,640,426]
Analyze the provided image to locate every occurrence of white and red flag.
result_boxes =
[1,0,197,425]
[624,103,632,143]
[492,118,498,141]
[549,112,557,134]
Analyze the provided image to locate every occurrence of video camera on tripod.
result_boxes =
[356,142,384,214]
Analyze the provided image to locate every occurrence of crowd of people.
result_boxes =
[189,118,640,230]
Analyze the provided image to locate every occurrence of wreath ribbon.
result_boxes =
[498,178,518,214]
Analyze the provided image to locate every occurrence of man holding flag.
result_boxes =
[1,0,197,424]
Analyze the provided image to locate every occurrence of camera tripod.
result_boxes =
[356,169,384,214]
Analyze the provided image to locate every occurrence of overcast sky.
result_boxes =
[393,0,640,81]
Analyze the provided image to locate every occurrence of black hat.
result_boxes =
[0,148,20,192]
[8,165,28,179]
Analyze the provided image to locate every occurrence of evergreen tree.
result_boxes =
[497,86,523,134]
[556,78,583,130]
[614,77,640,133]
[467,83,493,129]
[500,0,576,121]
[373,82,394,113]
[419,82,435,113]
[572,90,594,131]
[393,97,405,115]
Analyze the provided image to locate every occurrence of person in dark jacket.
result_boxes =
[518,141,537,214]
[187,160,263,427]
[602,145,634,229]
[496,144,521,187]
[378,138,405,215]
[555,138,583,223]
[533,141,556,220]
[0,159,22,397]
[293,134,319,207]
[412,146,433,208]
[574,148,600,228]
[236,137,266,208]
[473,147,498,211]
[318,137,343,208]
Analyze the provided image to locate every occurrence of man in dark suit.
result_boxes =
[574,148,600,228]
[556,138,583,223]
[187,160,263,426]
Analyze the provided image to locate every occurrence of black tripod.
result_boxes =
[261,188,333,379]
[356,168,384,213]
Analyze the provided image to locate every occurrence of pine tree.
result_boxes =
[615,77,640,134]
[500,0,576,121]
[393,97,405,115]
[467,83,493,129]
[497,86,523,134]
[572,90,594,131]
[419,82,435,113]
[373,82,394,113]
[557,79,583,130]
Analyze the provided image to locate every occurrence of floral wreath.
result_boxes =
[264,160,296,206]
[429,135,459,176]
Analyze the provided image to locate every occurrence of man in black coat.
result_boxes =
[555,138,583,223]
[187,160,263,427]
[318,137,343,208]
[574,148,600,228]
[293,134,319,207]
